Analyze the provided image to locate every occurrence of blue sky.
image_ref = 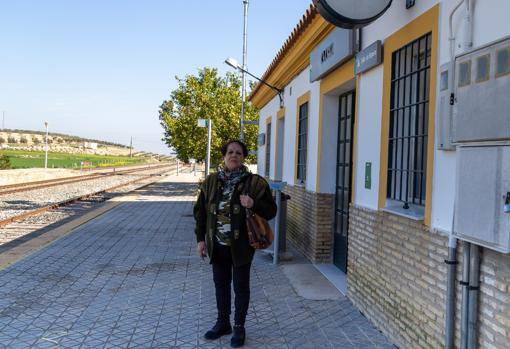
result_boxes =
[0,0,313,154]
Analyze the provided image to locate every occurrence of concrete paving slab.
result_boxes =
[0,175,394,348]
[282,264,343,300]
[315,263,348,295]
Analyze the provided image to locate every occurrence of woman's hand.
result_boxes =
[240,194,254,208]
[197,241,206,259]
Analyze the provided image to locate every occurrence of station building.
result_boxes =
[250,1,510,348]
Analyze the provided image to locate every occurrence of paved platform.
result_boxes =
[0,174,395,348]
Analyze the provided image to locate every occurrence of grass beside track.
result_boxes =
[0,149,147,169]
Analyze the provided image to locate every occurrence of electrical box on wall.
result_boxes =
[452,36,510,144]
[437,63,455,150]
[454,145,510,253]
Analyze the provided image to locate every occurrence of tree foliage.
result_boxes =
[159,68,259,165]
[0,153,11,170]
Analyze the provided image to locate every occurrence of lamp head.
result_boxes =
[225,57,241,70]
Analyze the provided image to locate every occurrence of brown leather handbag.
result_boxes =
[243,176,274,249]
[245,208,274,249]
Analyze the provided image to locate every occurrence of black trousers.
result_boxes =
[212,241,251,326]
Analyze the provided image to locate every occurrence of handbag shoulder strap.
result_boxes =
[242,174,255,215]
[242,174,254,195]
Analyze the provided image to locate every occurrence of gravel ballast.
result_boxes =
[0,167,175,222]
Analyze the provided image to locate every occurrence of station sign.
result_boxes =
[355,40,383,74]
[310,28,355,82]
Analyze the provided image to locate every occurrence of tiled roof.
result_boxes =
[249,3,317,100]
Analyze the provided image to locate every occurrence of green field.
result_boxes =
[0,149,147,169]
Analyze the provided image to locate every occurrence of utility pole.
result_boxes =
[44,121,49,169]
[240,0,249,142]
[206,119,212,176]
[197,119,212,177]
[2,111,4,130]
[129,136,133,157]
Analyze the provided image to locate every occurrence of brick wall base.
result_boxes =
[284,185,335,263]
[347,205,510,349]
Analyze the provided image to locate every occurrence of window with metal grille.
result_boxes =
[265,122,271,177]
[297,102,308,182]
[387,32,432,208]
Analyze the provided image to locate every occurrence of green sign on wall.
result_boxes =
[365,162,372,189]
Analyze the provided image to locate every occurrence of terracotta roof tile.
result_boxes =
[249,3,317,100]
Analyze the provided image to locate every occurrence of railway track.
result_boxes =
[0,163,186,239]
[0,163,173,195]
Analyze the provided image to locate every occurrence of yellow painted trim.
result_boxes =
[265,116,272,179]
[250,19,334,109]
[277,107,285,119]
[378,4,439,226]
[320,58,356,95]
[295,91,311,185]
[274,107,286,178]
[316,58,356,192]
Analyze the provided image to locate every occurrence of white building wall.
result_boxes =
[258,0,510,231]
[353,0,440,211]
[353,0,510,232]
[362,0,439,48]
[257,95,280,176]
[307,77,321,192]
[318,93,339,194]
[258,67,319,188]
[354,66,384,210]
[285,68,320,189]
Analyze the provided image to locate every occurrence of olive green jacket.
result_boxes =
[193,173,277,266]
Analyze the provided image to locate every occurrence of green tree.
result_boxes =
[0,153,11,170]
[159,68,259,166]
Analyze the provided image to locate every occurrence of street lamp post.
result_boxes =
[44,121,49,169]
[225,57,284,108]
[206,119,212,176]
[240,0,249,143]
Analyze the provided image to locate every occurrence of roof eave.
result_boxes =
[249,5,334,109]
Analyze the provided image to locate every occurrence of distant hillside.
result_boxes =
[0,129,137,157]
[0,129,129,148]
[0,129,172,160]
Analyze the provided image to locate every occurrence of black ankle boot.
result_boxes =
[230,325,245,348]
[204,321,232,340]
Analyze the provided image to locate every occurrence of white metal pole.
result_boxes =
[44,121,49,169]
[206,119,212,177]
[240,0,249,142]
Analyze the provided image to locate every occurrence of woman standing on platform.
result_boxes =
[194,140,277,348]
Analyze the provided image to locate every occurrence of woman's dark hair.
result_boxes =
[221,140,248,157]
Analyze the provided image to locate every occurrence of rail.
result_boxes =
[0,163,176,196]
[0,165,177,228]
